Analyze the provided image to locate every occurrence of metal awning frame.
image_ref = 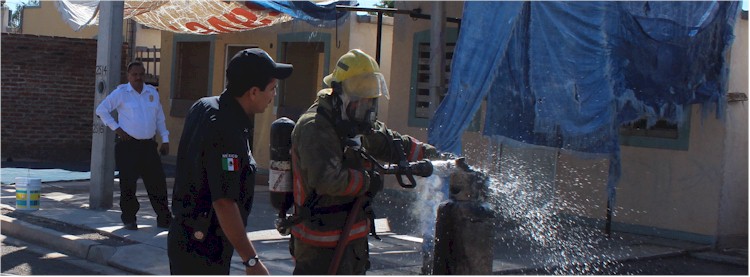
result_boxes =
[335,5,461,64]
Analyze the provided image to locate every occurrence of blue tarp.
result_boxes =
[249,1,353,28]
[428,1,740,202]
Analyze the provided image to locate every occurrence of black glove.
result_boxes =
[366,171,383,197]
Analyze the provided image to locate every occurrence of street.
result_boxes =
[1,235,130,275]
[504,253,748,275]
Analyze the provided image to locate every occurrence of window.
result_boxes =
[277,32,332,122]
[408,28,481,131]
[619,106,691,150]
[170,35,215,117]
[408,29,457,127]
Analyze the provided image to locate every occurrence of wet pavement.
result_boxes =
[0,160,746,275]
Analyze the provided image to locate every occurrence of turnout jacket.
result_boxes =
[290,90,438,248]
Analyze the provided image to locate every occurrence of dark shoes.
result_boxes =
[123,222,139,230]
[124,215,171,230]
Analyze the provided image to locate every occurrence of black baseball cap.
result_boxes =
[226,48,293,95]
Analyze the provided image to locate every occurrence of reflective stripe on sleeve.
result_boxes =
[292,148,306,206]
[343,169,364,196]
[408,139,424,161]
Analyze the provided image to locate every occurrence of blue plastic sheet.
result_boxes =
[428,1,740,200]
[248,1,352,28]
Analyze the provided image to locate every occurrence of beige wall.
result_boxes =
[2,6,9,32]
[21,1,100,39]
[349,14,394,121]
[21,2,161,51]
[160,15,391,170]
[717,17,748,247]
[615,17,748,243]
[618,106,726,236]
[135,23,161,48]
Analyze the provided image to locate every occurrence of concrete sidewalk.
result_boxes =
[0,174,741,275]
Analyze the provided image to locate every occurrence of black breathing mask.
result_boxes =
[329,82,378,138]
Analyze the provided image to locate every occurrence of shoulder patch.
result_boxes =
[221,153,239,171]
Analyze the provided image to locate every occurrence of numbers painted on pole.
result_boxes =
[96,65,108,76]
[92,122,108,134]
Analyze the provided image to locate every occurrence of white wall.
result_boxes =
[2,6,9,32]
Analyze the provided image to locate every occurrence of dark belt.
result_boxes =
[117,137,155,143]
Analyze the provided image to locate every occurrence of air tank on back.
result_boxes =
[269,117,295,232]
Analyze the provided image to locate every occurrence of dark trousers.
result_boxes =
[168,219,234,274]
[115,139,172,224]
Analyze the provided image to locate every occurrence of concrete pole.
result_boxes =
[90,1,123,210]
[428,1,445,116]
[421,4,446,274]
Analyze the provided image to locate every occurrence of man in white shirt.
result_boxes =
[95,61,173,231]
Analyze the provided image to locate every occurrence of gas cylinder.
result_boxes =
[269,117,295,230]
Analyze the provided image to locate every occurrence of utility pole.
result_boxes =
[428,2,445,117]
[90,1,123,210]
[423,4,446,274]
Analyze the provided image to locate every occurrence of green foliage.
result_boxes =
[369,0,394,17]
[374,1,394,9]
[8,0,39,30]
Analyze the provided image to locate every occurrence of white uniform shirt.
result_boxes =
[95,83,170,142]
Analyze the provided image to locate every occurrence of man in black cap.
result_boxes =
[167,48,292,275]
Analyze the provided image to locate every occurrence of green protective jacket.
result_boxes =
[290,90,439,248]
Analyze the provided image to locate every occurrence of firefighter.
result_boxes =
[289,49,442,274]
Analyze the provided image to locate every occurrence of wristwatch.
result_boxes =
[242,255,260,268]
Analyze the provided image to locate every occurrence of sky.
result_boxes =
[5,0,28,12]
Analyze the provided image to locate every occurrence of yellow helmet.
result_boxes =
[323,49,389,99]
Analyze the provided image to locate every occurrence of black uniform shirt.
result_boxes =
[171,92,256,226]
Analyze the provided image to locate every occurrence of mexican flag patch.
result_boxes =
[222,153,239,171]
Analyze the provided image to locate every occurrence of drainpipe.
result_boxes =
[432,158,495,275]
[428,2,445,117]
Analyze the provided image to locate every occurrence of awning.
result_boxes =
[55,0,351,35]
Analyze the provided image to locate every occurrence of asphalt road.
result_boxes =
[1,236,131,275]
[505,253,748,275]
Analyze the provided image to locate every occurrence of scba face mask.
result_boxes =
[345,96,378,127]
[333,92,378,137]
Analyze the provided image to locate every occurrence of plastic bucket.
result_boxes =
[15,177,41,211]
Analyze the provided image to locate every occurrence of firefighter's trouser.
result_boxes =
[292,236,370,275]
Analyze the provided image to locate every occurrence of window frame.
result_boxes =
[408,28,481,132]
[619,106,692,150]
[169,34,215,117]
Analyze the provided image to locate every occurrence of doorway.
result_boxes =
[277,41,327,122]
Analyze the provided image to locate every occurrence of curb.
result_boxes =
[0,214,122,271]
[690,251,748,267]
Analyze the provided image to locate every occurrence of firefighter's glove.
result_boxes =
[366,171,383,198]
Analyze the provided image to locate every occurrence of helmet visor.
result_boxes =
[346,96,379,125]
[341,72,389,100]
